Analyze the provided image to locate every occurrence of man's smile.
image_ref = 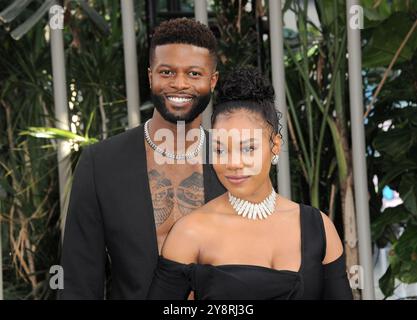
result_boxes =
[165,94,194,108]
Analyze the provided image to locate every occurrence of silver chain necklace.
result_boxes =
[144,119,205,160]
[228,188,277,220]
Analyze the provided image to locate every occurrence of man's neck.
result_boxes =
[147,110,203,152]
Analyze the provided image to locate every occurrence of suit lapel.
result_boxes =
[135,124,158,255]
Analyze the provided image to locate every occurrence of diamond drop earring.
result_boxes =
[271,154,279,165]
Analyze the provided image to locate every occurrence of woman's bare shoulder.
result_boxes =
[160,214,203,263]
[275,195,300,217]
[161,195,226,263]
[319,210,344,264]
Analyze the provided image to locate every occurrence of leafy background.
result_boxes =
[0,0,416,299]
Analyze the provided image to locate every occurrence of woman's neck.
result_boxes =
[233,180,275,203]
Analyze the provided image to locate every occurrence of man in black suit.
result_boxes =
[59,18,225,299]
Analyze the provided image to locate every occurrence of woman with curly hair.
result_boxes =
[147,66,353,300]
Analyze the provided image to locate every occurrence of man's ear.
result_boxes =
[210,70,219,92]
[148,67,152,89]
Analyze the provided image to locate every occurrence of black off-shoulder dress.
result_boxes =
[147,204,353,300]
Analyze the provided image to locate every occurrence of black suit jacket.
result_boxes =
[58,124,226,299]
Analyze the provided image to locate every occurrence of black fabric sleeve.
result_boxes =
[147,256,192,300]
[58,146,106,299]
[323,253,353,300]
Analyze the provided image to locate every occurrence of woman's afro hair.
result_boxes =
[216,66,275,105]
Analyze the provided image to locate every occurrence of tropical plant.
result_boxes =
[362,0,417,298]
[280,0,417,299]
[0,0,149,299]
[280,0,362,298]
[1,0,416,300]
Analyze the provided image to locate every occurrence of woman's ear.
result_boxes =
[271,134,281,155]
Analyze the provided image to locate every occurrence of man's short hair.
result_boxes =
[149,18,218,67]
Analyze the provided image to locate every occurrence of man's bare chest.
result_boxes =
[146,164,205,227]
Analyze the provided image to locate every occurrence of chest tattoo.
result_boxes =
[177,172,204,215]
[148,169,204,227]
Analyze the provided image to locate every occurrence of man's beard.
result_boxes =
[151,92,212,124]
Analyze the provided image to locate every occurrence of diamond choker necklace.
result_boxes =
[228,188,277,220]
